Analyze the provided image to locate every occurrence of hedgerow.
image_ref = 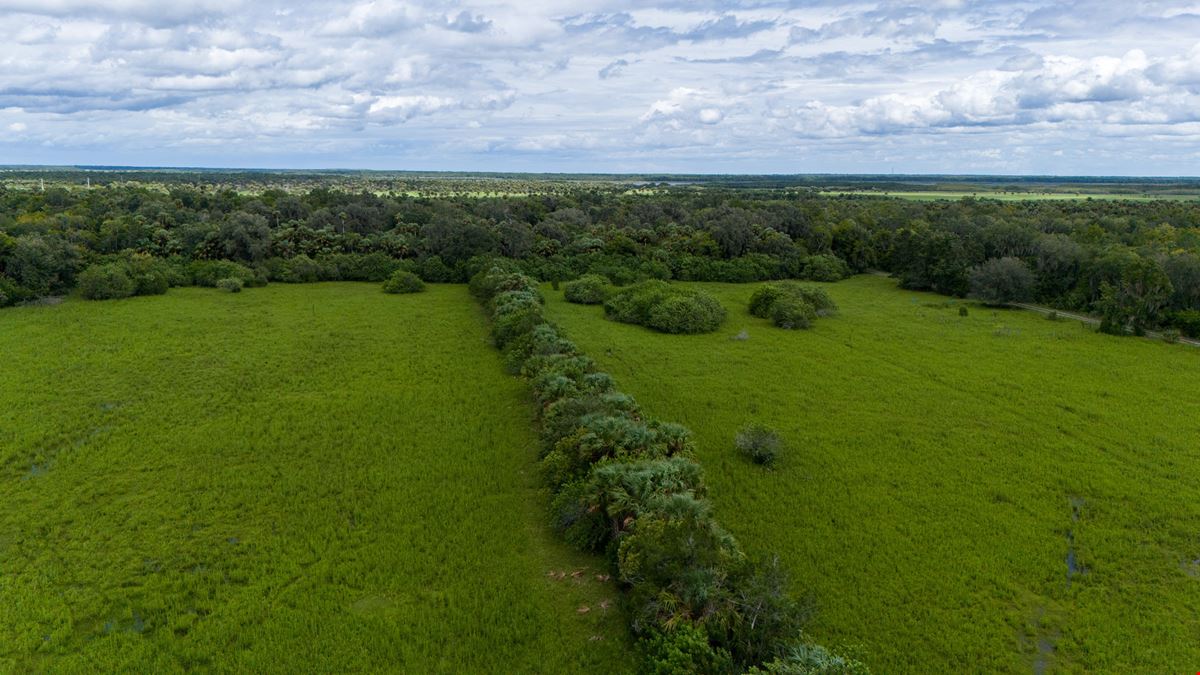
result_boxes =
[472,266,864,674]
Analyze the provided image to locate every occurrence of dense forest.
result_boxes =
[3,181,1200,337]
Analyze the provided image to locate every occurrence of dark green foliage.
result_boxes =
[1098,256,1173,336]
[968,257,1034,305]
[190,259,255,287]
[77,263,135,300]
[216,277,244,293]
[800,255,851,282]
[1171,309,1200,337]
[123,254,171,296]
[640,625,733,675]
[959,306,969,317]
[564,274,610,304]
[604,281,726,334]
[735,425,783,466]
[770,297,815,330]
[750,283,837,330]
[747,642,870,674]
[470,265,849,673]
[382,270,425,294]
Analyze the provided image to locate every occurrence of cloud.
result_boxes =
[0,1,1198,173]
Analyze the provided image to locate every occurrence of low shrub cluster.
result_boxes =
[382,269,425,294]
[77,254,175,301]
[472,266,865,674]
[563,273,610,304]
[735,425,783,467]
[216,277,244,293]
[604,280,727,334]
[749,283,838,330]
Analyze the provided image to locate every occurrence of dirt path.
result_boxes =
[1008,301,1200,348]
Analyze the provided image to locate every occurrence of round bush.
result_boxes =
[647,293,726,334]
[749,285,787,318]
[771,296,815,329]
[735,424,783,466]
[563,274,609,304]
[77,263,135,300]
[383,269,425,294]
[216,277,244,293]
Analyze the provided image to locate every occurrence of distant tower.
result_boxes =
[87,177,90,188]
[40,178,44,192]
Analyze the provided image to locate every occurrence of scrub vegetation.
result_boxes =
[544,274,1200,673]
[0,283,632,673]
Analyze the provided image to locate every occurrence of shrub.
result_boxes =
[563,274,610,304]
[640,624,733,675]
[77,263,135,300]
[969,257,1034,305]
[216,277,244,293]
[648,294,726,334]
[604,281,726,334]
[771,296,815,330]
[736,425,782,467]
[800,254,851,282]
[751,283,836,329]
[1172,309,1200,338]
[190,260,254,287]
[383,270,425,294]
[959,306,970,317]
[748,642,870,675]
[124,254,171,296]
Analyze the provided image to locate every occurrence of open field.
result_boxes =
[819,190,1200,201]
[0,284,632,673]
[543,275,1200,673]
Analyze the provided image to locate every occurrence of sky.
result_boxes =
[1,1,1200,175]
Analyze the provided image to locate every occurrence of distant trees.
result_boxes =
[969,257,1034,305]
[1098,256,1173,335]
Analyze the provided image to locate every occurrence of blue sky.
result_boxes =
[1,1,1199,174]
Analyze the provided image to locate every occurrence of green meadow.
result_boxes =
[543,275,1200,673]
[0,284,633,673]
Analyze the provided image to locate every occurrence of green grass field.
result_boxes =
[0,284,633,673]
[543,276,1200,673]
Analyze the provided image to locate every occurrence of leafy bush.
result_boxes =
[604,281,726,334]
[640,625,733,675]
[648,294,726,334]
[124,254,171,296]
[800,254,851,282]
[750,283,837,329]
[563,274,610,304]
[969,257,1034,305]
[736,425,783,466]
[771,296,815,330]
[77,263,135,300]
[216,277,244,293]
[382,270,425,294]
[1171,309,1200,338]
[190,260,255,287]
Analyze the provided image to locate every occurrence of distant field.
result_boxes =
[0,284,632,673]
[543,275,1200,673]
[819,189,1200,201]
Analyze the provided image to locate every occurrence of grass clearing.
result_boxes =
[543,275,1200,673]
[0,283,633,673]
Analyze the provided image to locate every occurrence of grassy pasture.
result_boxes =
[0,284,633,673]
[543,275,1200,673]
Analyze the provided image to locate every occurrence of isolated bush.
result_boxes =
[1161,328,1181,343]
[771,296,815,330]
[751,283,836,329]
[648,294,726,334]
[736,425,783,466]
[969,257,1034,305]
[77,263,135,300]
[564,274,609,304]
[604,281,726,334]
[383,269,425,294]
[216,277,244,293]
[959,306,969,317]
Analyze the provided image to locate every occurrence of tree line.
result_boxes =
[2,182,1199,335]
